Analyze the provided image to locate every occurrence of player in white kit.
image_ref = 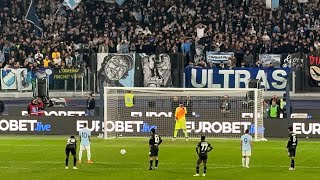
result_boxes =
[240,129,253,168]
[79,123,93,163]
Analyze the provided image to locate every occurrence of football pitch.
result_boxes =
[0,136,319,180]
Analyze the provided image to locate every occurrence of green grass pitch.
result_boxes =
[0,136,319,180]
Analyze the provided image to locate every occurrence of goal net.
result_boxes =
[104,87,264,141]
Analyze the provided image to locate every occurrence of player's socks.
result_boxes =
[87,150,91,161]
[183,129,188,138]
[73,157,77,167]
[291,159,295,169]
[79,151,83,163]
[65,157,69,167]
[155,160,158,167]
[204,166,207,174]
[242,158,245,167]
[149,160,153,169]
[196,166,200,174]
[246,157,250,168]
[174,129,178,138]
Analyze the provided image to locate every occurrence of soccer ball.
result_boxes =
[120,149,126,155]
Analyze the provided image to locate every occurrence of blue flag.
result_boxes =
[63,0,81,10]
[25,0,43,37]
[116,0,126,6]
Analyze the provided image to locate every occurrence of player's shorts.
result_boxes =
[65,147,76,156]
[242,150,252,157]
[80,145,90,151]
[288,147,296,157]
[149,146,159,157]
[198,153,208,161]
[175,119,186,129]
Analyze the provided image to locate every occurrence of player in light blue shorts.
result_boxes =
[240,129,253,168]
[79,123,93,163]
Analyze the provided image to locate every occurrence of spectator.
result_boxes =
[52,48,61,60]
[36,97,45,111]
[240,61,247,68]
[43,55,51,68]
[269,95,280,106]
[34,50,43,60]
[98,39,109,53]
[220,95,231,113]
[243,50,254,67]
[269,100,280,118]
[86,93,95,116]
[27,99,39,116]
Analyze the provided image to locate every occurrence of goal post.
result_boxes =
[104,87,264,140]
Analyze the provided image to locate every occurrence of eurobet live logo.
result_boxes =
[0,120,51,132]
[141,123,157,133]
[249,125,265,134]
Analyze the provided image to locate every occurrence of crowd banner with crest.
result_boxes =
[0,68,32,90]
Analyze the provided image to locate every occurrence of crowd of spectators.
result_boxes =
[0,0,320,70]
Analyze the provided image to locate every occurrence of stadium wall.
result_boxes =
[1,52,320,93]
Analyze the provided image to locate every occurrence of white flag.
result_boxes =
[63,0,81,10]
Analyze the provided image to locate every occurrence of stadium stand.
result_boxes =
[0,0,319,70]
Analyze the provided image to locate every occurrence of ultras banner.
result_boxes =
[184,67,290,91]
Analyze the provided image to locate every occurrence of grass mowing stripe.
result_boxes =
[1,161,320,169]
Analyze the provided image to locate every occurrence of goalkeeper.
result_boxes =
[173,103,188,141]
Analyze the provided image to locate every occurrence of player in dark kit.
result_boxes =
[194,136,213,177]
[287,126,298,171]
[149,128,162,170]
[65,136,78,170]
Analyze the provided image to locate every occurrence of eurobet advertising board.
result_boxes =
[1,116,319,138]
[264,118,320,138]
[7,107,99,116]
[185,67,290,91]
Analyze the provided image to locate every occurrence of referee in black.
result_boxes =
[65,135,78,170]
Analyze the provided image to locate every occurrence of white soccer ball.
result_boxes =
[120,149,126,155]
